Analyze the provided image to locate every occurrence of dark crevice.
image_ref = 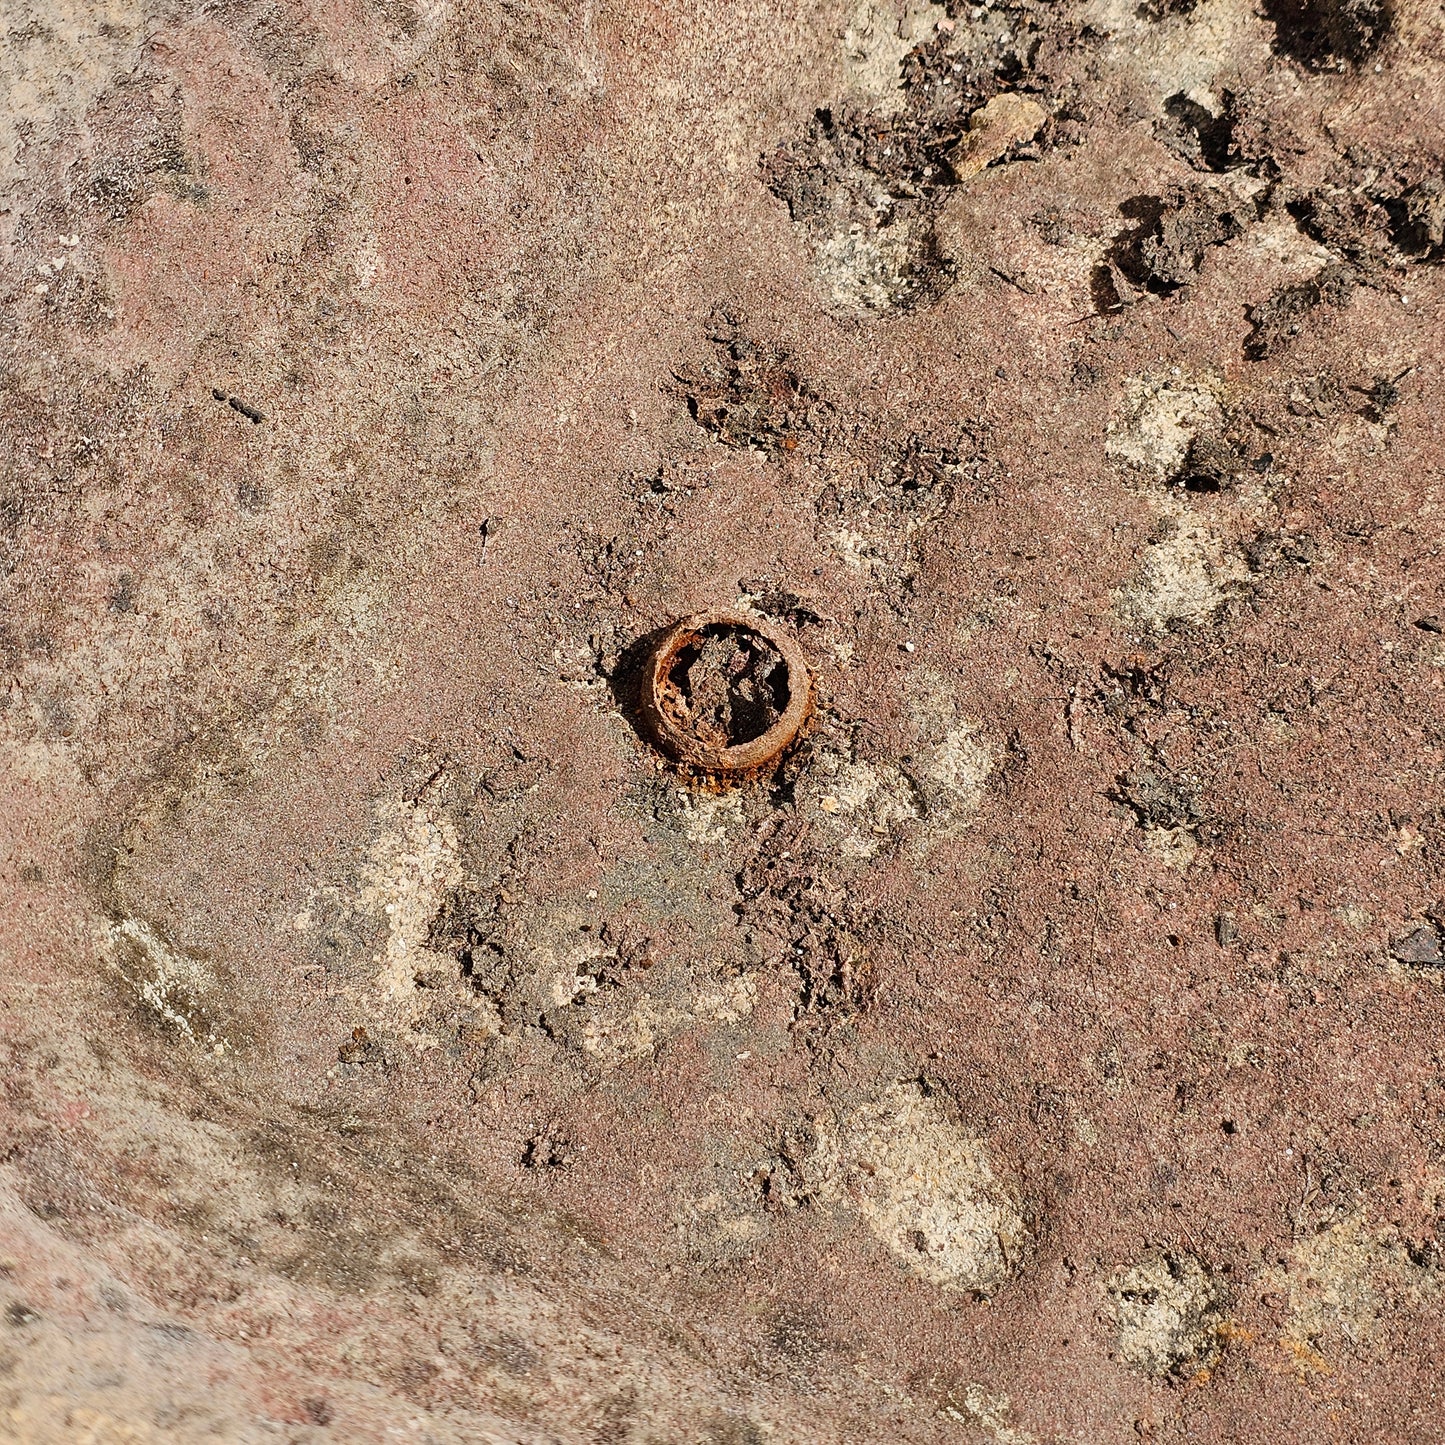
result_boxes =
[662,626,789,750]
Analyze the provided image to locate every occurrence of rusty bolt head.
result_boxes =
[640,610,811,775]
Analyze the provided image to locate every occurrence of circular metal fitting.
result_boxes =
[641,610,811,774]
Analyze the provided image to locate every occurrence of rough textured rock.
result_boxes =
[4,0,1445,1441]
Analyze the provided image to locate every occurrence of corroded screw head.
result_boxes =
[641,610,811,775]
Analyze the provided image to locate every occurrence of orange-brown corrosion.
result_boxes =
[640,611,811,775]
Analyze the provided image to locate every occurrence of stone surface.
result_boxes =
[4,0,1445,1440]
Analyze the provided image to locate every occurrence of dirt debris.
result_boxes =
[1391,922,1443,966]
[1262,0,1393,70]
[1159,90,1243,173]
[657,624,787,749]
[677,316,820,457]
[762,2,1064,313]
[1390,177,1445,259]
[1244,263,1356,358]
[1103,187,1252,303]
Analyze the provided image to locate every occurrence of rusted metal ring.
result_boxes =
[640,610,811,774]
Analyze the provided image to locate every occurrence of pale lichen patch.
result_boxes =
[1262,1214,1443,1357]
[841,1,947,113]
[907,672,996,840]
[1142,823,1199,870]
[802,749,921,858]
[105,916,232,1054]
[1106,1253,1225,1378]
[814,224,920,313]
[915,723,994,832]
[1106,376,1224,483]
[1116,501,1249,633]
[940,1384,1037,1444]
[813,1082,1025,1294]
[674,789,746,845]
[356,782,464,1012]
